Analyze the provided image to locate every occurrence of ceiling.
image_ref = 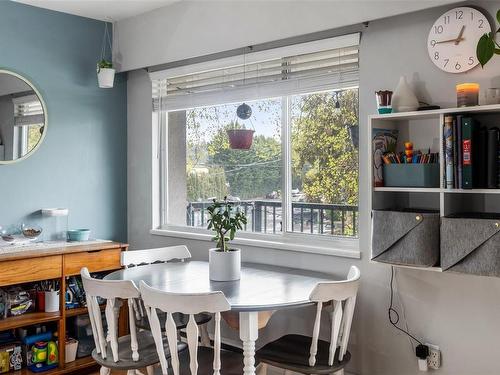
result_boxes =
[13,0,181,21]
[13,0,460,24]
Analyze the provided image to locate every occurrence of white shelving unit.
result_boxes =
[368,104,500,272]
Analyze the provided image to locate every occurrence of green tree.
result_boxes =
[186,166,228,201]
[208,124,281,200]
[291,89,358,205]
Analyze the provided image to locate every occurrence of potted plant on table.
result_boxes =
[207,197,247,281]
[97,59,115,88]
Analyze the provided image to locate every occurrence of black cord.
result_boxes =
[388,266,423,345]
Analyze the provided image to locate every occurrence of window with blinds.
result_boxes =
[13,94,45,126]
[153,33,359,111]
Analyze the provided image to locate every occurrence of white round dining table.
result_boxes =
[104,261,336,375]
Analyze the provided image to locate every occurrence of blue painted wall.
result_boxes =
[0,1,127,241]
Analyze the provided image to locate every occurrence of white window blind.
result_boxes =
[13,94,44,126]
[153,33,360,111]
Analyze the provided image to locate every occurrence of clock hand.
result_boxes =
[435,37,465,44]
[454,25,465,45]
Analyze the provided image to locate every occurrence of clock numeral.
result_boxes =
[478,19,484,28]
[443,15,450,24]
[430,40,437,47]
[444,59,449,68]
[455,62,462,70]
[434,52,440,60]
[471,11,474,20]
[468,57,475,65]
[434,25,444,34]
[455,10,463,20]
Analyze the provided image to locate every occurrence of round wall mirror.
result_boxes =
[0,70,47,164]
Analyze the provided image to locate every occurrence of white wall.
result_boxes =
[127,2,500,374]
[114,0,459,72]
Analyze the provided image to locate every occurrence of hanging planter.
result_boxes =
[96,23,115,88]
[227,103,255,150]
[97,60,115,88]
[227,129,255,150]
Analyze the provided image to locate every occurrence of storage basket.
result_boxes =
[372,209,440,267]
[441,213,500,277]
[383,164,440,188]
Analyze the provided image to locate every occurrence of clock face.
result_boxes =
[427,7,491,73]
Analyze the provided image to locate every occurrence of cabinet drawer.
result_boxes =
[64,248,122,275]
[0,255,62,286]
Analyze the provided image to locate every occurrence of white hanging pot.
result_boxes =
[97,67,115,88]
[209,248,241,281]
[392,76,419,113]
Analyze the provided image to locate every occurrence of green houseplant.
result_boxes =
[207,197,247,281]
[96,23,115,88]
[97,59,115,88]
[476,9,500,67]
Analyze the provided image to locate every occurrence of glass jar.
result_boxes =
[40,208,69,242]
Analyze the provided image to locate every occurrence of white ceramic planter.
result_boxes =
[209,248,241,281]
[392,76,419,112]
[97,68,115,88]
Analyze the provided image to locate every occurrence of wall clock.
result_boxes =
[427,7,491,73]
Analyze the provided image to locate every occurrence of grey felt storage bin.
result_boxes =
[383,164,440,188]
[372,209,440,267]
[441,213,500,277]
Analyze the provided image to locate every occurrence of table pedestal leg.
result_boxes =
[239,311,258,375]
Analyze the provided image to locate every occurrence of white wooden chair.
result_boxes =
[255,266,361,375]
[81,267,187,375]
[140,281,248,375]
[121,246,212,346]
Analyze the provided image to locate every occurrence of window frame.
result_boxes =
[152,86,360,258]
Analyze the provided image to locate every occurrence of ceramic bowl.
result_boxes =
[67,229,91,242]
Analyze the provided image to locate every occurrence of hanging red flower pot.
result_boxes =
[227,129,255,150]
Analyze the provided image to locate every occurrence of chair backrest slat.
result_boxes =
[140,281,230,375]
[146,304,171,372]
[81,267,140,363]
[307,266,360,366]
[121,245,191,267]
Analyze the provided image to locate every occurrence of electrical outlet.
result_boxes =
[426,343,441,370]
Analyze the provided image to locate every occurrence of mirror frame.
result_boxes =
[0,69,48,165]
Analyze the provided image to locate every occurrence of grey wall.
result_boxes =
[127,2,500,374]
[0,1,127,241]
[113,0,458,72]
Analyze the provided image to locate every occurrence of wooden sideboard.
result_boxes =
[0,241,128,375]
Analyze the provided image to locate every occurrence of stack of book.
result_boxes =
[443,115,500,189]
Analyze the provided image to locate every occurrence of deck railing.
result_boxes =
[186,200,358,237]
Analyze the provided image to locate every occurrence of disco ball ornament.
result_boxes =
[236,103,252,120]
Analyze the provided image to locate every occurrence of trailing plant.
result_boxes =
[207,197,247,251]
[97,59,113,72]
[477,9,500,67]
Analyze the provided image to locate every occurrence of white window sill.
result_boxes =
[150,227,361,259]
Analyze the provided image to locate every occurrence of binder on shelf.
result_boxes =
[461,117,478,189]
[477,127,488,188]
[487,128,499,189]
[444,115,454,189]
[456,115,463,189]
[452,117,458,187]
